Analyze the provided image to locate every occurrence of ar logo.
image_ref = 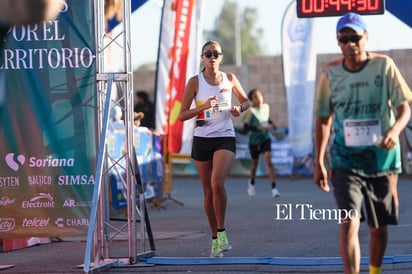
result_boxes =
[5,153,25,171]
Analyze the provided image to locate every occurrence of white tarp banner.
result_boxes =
[155,0,203,154]
[281,0,317,159]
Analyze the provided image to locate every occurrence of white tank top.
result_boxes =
[193,72,235,137]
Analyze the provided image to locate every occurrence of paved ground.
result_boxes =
[0,175,412,273]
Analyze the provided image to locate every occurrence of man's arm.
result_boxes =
[380,101,411,149]
[313,116,333,192]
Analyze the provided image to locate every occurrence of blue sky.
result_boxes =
[130,0,412,69]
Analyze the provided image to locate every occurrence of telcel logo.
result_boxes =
[22,217,50,228]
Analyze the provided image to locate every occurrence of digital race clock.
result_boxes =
[296,0,385,18]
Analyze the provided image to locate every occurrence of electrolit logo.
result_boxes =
[22,193,55,208]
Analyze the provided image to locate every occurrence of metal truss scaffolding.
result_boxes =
[82,1,155,273]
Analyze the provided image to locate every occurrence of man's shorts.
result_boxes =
[331,169,398,228]
[191,136,236,161]
[249,138,271,159]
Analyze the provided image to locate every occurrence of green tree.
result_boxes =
[204,0,264,65]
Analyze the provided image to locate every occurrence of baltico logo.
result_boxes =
[5,153,25,171]
[22,193,55,208]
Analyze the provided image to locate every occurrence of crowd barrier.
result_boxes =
[107,127,163,210]
[171,127,314,177]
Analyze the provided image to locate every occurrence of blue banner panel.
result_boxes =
[107,128,163,210]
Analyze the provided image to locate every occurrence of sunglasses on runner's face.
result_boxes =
[338,35,363,44]
[203,51,222,58]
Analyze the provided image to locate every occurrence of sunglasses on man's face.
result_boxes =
[203,51,222,58]
[338,35,363,44]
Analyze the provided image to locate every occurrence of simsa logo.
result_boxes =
[57,174,95,185]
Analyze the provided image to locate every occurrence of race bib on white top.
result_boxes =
[344,118,382,147]
[202,102,230,121]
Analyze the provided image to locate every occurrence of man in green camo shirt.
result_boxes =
[313,12,412,274]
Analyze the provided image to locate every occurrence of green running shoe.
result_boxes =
[217,231,232,252]
[210,238,223,257]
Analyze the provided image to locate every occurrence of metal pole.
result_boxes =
[83,1,155,272]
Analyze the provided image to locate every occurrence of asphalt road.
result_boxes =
[0,175,411,273]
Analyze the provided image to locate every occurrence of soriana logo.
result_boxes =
[5,153,25,171]
[4,153,75,171]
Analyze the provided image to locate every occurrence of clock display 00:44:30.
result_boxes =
[296,0,385,18]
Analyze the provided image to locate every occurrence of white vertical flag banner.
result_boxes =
[155,0,174,136]
[155,0,174,134]
[155,0,203,154]
[281,0,317,160]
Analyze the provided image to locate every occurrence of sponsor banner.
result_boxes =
[155,0,203,154]
[107,128,163,210]
[0,0,96,237]
[173,128,295,176]
[281,1,317,160]
[154,0,175,137]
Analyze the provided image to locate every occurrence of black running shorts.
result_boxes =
[331,169,398,228]
[191,136,236,161]
[249,138,271,159]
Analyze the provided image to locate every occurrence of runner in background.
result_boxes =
[243,88,280,197]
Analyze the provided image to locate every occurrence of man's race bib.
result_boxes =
[344,118,382,147]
